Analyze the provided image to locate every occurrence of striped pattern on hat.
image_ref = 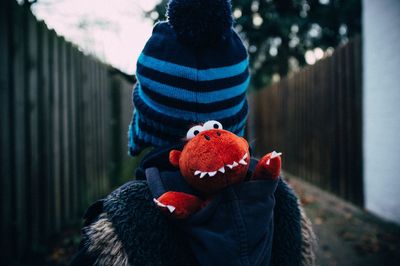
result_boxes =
[128,22,250,156]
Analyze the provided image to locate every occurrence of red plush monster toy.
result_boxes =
[154,120,282,219]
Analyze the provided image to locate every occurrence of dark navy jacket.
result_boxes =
[71,145,314,266]
[146,161,278,266]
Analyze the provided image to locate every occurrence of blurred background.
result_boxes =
[0,0,399,265]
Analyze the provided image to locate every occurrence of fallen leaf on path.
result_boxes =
[315,217,324,225]
[301,194,316,205]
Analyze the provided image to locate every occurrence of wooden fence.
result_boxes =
[0,1,135,262]
[248,36,363,206]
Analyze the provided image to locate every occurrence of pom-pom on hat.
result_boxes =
[167,0,233,47]
[128,0,250,156]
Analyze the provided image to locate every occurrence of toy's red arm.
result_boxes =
[154,191,203,219]
[252,151,282,181]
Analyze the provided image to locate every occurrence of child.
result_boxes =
[70,0,316,265]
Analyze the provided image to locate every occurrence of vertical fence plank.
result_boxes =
[26,10,41,249]
[0,0,13,262]
[87,59,95,199]
[61,38,71,222]
[94,62,100,198]
[343,42,352,201]
[37,21,53,238]
[68,44,78,218]
[95,62,100,197]
[82,57,92,204]
[50,30,62,231]
[101,66,107,194]
[103,66,107,193]
[75,51,85,212]
[12,2,28,255]
[100,66,106,194]
[106,68,112,191]
[353,36,364,206]
[337,45,346,198]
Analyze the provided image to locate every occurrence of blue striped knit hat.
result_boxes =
[128,0,250,156]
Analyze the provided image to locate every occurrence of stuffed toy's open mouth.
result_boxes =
[193,153,249,179]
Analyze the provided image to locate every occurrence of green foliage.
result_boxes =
[146,0,361,89]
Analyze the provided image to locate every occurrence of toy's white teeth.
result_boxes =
[271,151,282,159]
[199,171,218,178]
[153,199,176,213]
[227,161,239,169]
[266,151,282,165]
[208,171,217,177]
[238,153,248,165]
[196,167,228,178]
[196,153,249,178]
[239,159,247,165]
[166,206,176,213]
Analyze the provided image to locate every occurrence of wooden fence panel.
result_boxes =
[248,37,363,206]
[1,2,135,262]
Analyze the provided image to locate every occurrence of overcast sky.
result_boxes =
[32,0,161,74]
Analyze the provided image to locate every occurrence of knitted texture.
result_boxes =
[167,0,233,47]
[128,0,250,156]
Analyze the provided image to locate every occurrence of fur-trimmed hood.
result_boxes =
[71,145,316,266]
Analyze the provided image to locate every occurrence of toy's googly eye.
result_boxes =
[186,125,205,139]
[203,120,223,130]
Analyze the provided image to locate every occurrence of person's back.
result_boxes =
[71,0,316,265]
[71,145,316,266]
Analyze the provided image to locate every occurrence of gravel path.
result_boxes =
[287,174,400,266]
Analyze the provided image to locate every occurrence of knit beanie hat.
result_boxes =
[128,0,250,156]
